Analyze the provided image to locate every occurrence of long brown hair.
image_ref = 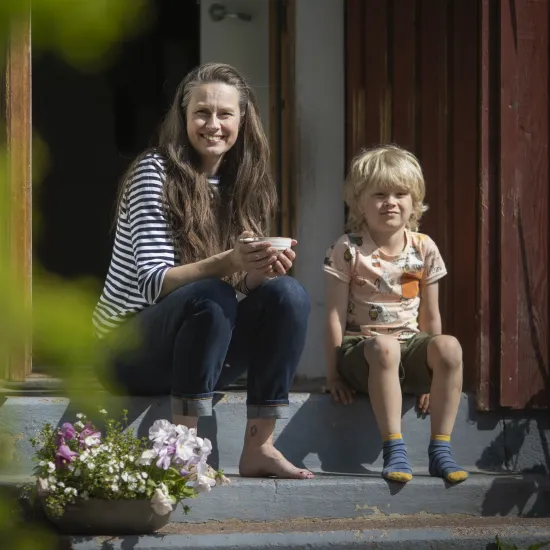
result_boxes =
[116,63,277,281]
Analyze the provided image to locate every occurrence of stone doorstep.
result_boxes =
[0,392,513,475]
[2,471,550,522]
[67,522,550,550]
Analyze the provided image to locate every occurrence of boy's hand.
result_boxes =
[327,376,355,405]
[417,393,430,415]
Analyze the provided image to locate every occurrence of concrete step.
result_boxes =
[25,514,550,550]
[1,392,548,478]
[3,473,550,547]
[34,516,550,549]
[3,470,549,522]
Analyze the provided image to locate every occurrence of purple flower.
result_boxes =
[60,422,76,440]
[55,444,78,469]
[78,422,101,447]
[156,445,175,470]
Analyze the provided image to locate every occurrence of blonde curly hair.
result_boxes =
[344,144,428,232]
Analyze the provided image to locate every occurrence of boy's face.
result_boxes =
[361,185,413,233]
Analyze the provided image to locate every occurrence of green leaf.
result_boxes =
[496,536,518,550]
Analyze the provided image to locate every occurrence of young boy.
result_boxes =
[323,145,467,484]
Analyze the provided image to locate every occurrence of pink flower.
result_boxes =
[156,445,175,470]
[78,422,101,447]
[55,444,78,468]
[60,423,76,440]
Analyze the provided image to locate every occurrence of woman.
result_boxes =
[92,63,313,479]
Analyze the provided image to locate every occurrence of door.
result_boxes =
[345,0,479,393]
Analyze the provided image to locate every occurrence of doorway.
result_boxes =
[32,0,200,285]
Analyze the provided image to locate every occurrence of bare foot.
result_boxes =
[239,445,314,479]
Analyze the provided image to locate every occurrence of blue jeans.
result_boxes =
[101,276,310,419]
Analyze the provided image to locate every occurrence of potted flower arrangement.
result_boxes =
[29,409,229,535]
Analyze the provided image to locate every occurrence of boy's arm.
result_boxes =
[324,275,355,404]
[418,281,442,335]
[417,281,443,414]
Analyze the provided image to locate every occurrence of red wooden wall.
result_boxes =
[346,0,549,409]
[479,0,549,409]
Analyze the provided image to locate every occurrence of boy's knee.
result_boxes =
[429,335,462,368]
[364,335,401,367]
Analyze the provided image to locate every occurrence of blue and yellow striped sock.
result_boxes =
[382,433,413,483]
[428,435,468,483]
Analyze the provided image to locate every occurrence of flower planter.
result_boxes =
[41,497,171,535]
[30,411,229,535]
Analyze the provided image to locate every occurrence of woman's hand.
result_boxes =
[229,231,278,273]
[270,242,298,275]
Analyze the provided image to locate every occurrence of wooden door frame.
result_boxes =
[4,7,32,383]
[269,0,297,240]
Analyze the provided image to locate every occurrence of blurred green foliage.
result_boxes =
[1,1,148,546]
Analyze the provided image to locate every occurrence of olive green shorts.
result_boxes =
[337,332,434,396]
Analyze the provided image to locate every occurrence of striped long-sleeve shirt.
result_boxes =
[92,153,218,338]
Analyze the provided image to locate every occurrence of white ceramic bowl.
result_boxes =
[241,236,293,251]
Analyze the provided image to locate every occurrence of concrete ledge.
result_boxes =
[173,473,550,522]
[68,524,550,549]
[1,392,548,478]
[4,472,548,521]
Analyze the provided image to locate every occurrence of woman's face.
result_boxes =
[186,83,242,174]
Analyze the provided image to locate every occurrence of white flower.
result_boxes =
[48,476,56,485]
[176,425,197,438]
[216,474,231,486]
[79,451,90,463]
[138,486,146,493]
[141,472,148,479]
[111,484,119,492]
[74,468,81,477]
[129,483,137,491]
[175,434,198,462]
[76,413,85,419]
[192,461,216,493]
[121,472,129,482]
[108,466,113,474]
[151,488,174,516]
[129,456,135,462]
[195,474,216,493]
[64,487,74,495]
[99,409,107,415]
[84,435,101,447]
[87,462,96,470]
[37,478,49,493]
[136,449,158,466]
[39,461,46,467]
[196,436,213,458]
[149,420,177,445]
[74,421,84,430]
[119,461,124,468]
[47,462,55,473]
[57,481,65,488]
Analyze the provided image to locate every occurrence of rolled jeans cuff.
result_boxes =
[246,404,289,419]
[171,395,212,417]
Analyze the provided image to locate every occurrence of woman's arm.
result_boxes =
[126,158,275,300]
